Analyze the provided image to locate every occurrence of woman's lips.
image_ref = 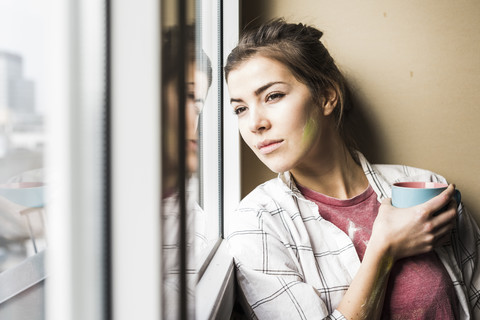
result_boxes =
[257,139,284,155]
[187,139,198,152]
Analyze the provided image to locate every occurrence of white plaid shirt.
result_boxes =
[227,153,480,319]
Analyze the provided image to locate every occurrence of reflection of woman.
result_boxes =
[162,27,212,191]
[225,19,480,319]
[161,25,212,319]
[0,169,46,271]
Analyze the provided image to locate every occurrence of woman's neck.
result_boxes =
[290,142,368,200]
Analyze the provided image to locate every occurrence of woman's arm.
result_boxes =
[337,184,458,320]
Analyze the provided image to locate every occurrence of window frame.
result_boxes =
[110,0,240,319]
[46,0,240,318]
[110,0,162,319]
[46,0,109,319]
[195,1,240,318]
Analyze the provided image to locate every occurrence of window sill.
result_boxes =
[196,240,235,319]
[0,250,46,319]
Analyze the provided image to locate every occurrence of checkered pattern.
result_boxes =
[227,153,480,319]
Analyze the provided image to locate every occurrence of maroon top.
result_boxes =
[298,184,459,319]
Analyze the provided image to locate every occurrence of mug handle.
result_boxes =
[435,189,461,216]
[454,189,461,205]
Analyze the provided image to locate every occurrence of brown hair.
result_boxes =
[225,18,357,159]
[163,25,212,88]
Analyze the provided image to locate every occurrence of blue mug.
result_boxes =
[0,182,45,208]
[391,182,461,209]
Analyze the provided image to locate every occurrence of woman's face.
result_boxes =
[227,55,334,173]
[165,64,209,178]
[186,66,209,174]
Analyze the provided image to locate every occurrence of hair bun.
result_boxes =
[304,24,323,40]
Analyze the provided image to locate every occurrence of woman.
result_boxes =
[225,19,480,319]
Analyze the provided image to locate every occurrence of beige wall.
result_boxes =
[240,0,480,224]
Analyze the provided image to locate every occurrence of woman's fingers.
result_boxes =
[415,184,456,218]
[431,200,457,243]
[433,222,454,246]
[374,186,458,259]
[436,201,457,224]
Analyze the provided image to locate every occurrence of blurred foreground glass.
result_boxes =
[0,1,47,318]
[0,13,46,274]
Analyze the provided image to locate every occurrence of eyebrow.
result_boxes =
[230,81,286,104]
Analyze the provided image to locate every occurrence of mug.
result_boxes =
[0,182,45,208]
[391,182,461,209]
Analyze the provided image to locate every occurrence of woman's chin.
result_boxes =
[187,155,198,175]
[262,161,292,174]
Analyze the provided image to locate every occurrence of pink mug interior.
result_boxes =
[393,182,448,189]
[0,182,44,189]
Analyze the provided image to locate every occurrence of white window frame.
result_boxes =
[111,0,240,319]
[195,1,240,319]
[46,0,240,318]
[196,0,223,276]
[110,0,162,319]
[46,0,108,319]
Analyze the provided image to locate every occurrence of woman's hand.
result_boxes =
[370,184,458,261]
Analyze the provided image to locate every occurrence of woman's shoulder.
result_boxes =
[237,176,292,210]
[227,177,296,236]
[357,152,448,187]
[371,163,448,185]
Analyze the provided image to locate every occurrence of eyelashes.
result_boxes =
[233,106,247,115]
[266,92,285,102]
[232,92,286,116]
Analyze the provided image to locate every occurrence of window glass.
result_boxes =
[0,1,47,319]
[196,0,222,268]
[0,0,46,273]
[160,0,221,316]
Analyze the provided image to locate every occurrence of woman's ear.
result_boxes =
[322,88,338,116]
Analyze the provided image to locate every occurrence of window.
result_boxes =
[0,2,48,319]
[0,0,47,273]
[0,0,109,319]
[113,0,240,319]
[0,0,240,319]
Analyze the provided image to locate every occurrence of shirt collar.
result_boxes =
[276,151,387,201]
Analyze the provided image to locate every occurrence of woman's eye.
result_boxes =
[233,106,247,115]
[266,93,284,102]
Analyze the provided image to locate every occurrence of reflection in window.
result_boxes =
[0,2,47,318]
[0,51,46,272]
[197,0,222,265]
[0,3,46,275]
[160,0,221,317]
[161,23,198,318]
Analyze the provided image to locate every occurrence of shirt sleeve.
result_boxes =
[454,202,480,316]
[227,207,346,320]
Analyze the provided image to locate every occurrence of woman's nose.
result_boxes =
[248,107,270,133]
